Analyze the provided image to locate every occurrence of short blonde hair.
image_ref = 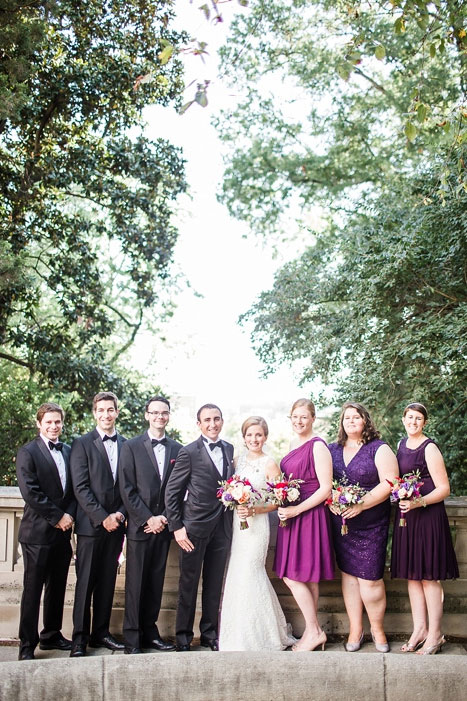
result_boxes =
[241,416,269,438]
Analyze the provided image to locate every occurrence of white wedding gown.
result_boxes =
[218,454,296,651]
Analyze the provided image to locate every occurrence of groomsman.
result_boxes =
[119,396,182,654]
[69,391,126,657]
[165,404,234,651]
[16,402,76,660]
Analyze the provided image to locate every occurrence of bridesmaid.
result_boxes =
[391,403,459,655]
[328,402,398,652]
[273,398,334,652]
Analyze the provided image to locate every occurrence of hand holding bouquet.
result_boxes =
[386,471,424,526]
[326,479,367,535]
[217,475,262,530]
[265,473,304,527]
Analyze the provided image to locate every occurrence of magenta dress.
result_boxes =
[273,437,334,582]
[391,438,458,581]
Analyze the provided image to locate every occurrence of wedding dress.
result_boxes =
[218,453,296,651]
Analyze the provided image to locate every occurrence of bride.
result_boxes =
[218,416,295,651]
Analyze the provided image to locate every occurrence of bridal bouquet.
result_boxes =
[386,471,424,526]
[265,473,304,527]
[217,475,262,530]
[326,479,367,535]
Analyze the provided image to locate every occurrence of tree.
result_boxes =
[0,1,187,481]
[215,0,466,234]
[241,152,467,490]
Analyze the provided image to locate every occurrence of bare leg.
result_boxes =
[401,580,428,650]
[417,580,444,652]
[341,572,363,642]
[358,577,387,644]
[283,577,322,649]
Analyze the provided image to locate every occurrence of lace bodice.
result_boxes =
[235,453,270,492]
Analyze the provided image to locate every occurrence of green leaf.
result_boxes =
[158,44,174,65]
[179,101,194,115]
[429,43,436,58]
[416,104,428,123]
[394,17,406,34]
[199,3,210,20]
[405,122,417,141]
[337,63,351,81]
[375,45,386,60]
[195,89,208,108]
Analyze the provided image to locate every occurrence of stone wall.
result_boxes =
[1,487,466,641]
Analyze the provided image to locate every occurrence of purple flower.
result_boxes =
[223,494,233,501]
[338,495,348,504]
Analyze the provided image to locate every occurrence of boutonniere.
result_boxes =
[170,459,176,465]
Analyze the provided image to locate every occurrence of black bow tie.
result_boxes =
[208,441,222,451]
[151,438,167,447]
[102,434,117,442]
[49,441,63,452]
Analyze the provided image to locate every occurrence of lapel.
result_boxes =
[221,440,234,479]
[161,439,177,488]
[92,429,114,481]
[197,436,223,482]
[143,433,162,484]
[36,437,64,494]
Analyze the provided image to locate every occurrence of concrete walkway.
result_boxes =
[1,640,466,701]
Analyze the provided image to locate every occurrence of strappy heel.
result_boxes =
[400,637,426,653]
[416,636,445,655]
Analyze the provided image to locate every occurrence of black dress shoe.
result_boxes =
[18,648,35,660]
[70,644,86,658]
[124,647,143,654]
[89,634,124,651]
[200,637,219,651]
[39,635,72,651]
[142,637,176,652]
[176,644,191,652]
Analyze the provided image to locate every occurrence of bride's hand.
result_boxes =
[237,505,250,519]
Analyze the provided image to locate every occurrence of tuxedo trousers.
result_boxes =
[175,523,231,646]
[123,533,171,648]
[72,529,124,645]
[19,539,72,652]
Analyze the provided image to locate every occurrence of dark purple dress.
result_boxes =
[273,437,334,582]
[391,438,458,581]
[329,440,390,580]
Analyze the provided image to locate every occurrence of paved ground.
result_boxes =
[1,638,466,661]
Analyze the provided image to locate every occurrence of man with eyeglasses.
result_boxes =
[69,391,126,657]
[119,396,182,653]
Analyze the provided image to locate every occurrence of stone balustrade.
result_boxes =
[1,487,466,640]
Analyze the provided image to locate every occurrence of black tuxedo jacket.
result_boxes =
[119,433,182,541]
[16,437,76,545]
[165,436,234,539]
[70,429,126,537]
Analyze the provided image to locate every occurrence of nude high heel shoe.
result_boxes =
[400,637,426,653]
[371,631,390,653]
[345,631,364,652]
[416,636,445,655]
[292,630,327,652]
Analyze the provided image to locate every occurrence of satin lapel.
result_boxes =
[143,436,162,483]
[161,441,177,487]
[196,437,222,482]
[36,437,63,493]
[222,441,235,479]
[93,433,113,479]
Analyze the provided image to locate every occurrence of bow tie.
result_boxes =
[102,434,117,442]
[151,438,167,447]
[49,441,63,452]
[208,441,222,451]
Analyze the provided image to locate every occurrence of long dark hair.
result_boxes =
[337,401,381,446]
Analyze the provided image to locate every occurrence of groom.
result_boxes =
[165,403,234,651]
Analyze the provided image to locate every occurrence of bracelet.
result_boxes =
[421,497,427,508]
[252,507,256,517]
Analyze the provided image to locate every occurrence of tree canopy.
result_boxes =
[216,0,467,488]
[0,0,188,481]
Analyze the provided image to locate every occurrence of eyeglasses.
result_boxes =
[147,411,170,418]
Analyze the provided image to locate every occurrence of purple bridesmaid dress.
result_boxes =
[273,437,334,582]
[391,438,458,580]
[329,440,390,580]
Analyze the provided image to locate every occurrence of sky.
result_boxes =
[130,1,319,438]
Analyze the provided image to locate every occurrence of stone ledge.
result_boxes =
[0,650,466,701]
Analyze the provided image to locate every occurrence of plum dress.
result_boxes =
[391,438,458,581]
[273,437,334,582]
[329,440,390,581]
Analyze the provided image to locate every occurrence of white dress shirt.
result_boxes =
[40,433,66,492]
[202,437,224,476]
[148,430,166,479]
[96,427,118,482]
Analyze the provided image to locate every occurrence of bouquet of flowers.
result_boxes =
[217,475,262,530]
[386,471,424,526]
[326,479,367,535]
[265,473,304,527]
